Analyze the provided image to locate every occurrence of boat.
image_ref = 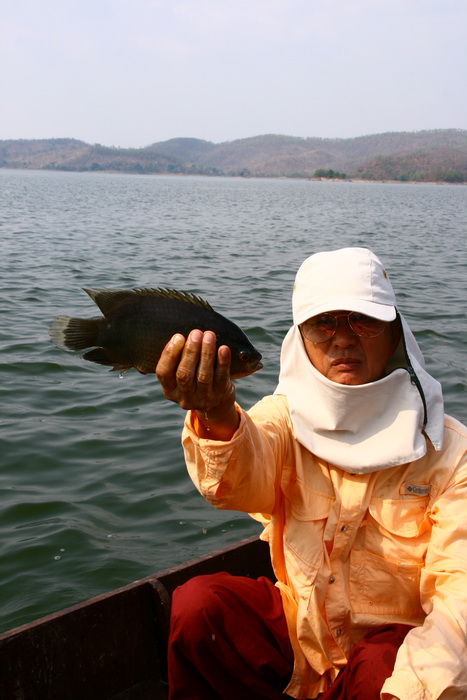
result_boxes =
[0,535,273,699]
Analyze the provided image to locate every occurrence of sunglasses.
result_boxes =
[300,312,387,343]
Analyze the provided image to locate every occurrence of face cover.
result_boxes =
[275,248,445,473]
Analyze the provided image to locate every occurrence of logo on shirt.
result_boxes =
[401,483,432,497]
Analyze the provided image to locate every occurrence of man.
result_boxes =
[156,248,467,699]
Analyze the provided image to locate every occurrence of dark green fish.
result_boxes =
[49,288,263,379]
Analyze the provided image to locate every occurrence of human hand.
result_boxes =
[156,330,239,439]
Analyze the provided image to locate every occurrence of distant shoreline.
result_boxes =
[1,131,466,184]
[1,166,465,186]
[308,176,465,186]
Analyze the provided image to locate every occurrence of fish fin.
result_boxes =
[49,316,100,351]
[81,347,132,372]
[143,288,214,311]
[83,289,139,315]
[83,287,214,314]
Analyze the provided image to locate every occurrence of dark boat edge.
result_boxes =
[0,534,273,700]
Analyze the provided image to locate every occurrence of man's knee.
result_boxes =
[352,623,413,665]
[170,572,236,629]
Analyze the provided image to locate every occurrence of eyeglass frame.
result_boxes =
[299,311,388,344]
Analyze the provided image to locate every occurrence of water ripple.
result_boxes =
[0,170,465,632]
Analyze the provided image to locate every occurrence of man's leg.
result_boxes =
[168,572,294,700]
[320,623,413,700]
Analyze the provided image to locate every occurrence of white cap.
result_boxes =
[293,247,397,325]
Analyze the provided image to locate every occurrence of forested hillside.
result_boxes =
[1,130,466,182]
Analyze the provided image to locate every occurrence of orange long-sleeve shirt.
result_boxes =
[182,395,467,700]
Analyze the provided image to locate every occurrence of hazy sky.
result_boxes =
[2,0,466,147]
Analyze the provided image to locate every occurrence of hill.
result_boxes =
[1,130,466,182]
[0,139,182,174]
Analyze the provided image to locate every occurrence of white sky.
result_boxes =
[2,0,466,147]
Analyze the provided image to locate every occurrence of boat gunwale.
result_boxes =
[0,534,273,699]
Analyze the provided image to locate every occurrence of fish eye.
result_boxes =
[238,350,251,362]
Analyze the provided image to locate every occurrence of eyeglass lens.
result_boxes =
[301,312,386,342]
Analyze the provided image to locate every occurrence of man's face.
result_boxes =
[301,312,401,385]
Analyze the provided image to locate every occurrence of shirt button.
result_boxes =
[329,576,335,583]
[340,525,348,532]
[336,628,342,636]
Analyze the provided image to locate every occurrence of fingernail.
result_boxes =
[204,331,216,344]
[171,334,185,354]
[190,330,202,343]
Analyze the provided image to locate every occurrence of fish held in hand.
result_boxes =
[49,288,263,379]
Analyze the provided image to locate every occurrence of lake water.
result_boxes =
[0,170,465,633]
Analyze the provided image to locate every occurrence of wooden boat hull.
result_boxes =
[0,535,273,699]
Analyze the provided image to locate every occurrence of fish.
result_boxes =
[49,288,263,379]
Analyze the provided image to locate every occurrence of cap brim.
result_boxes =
[295,298,397,325]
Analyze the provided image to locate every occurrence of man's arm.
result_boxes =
[382,437,467,700]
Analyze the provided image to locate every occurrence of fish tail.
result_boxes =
[49,316,101,351]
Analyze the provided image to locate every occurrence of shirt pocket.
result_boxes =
[349,497,430,617]
[282,480,334,592]
[368,496,431,538]
[349,549,425,616]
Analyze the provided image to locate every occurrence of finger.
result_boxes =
[175,329,203,390]
[214,345,236,406]
[156,334,186,390]
[214,344,232,386]
[196,331,217,388]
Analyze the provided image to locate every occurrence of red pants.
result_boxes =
[167,572,412,700]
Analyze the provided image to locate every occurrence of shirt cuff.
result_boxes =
[381,669,426,700]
